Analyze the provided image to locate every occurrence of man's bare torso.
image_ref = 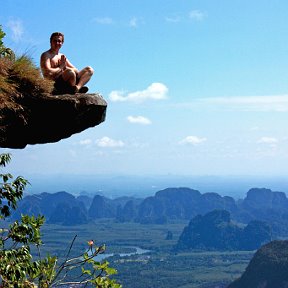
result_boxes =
[41,50,64,80]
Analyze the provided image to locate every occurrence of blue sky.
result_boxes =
[1,0,288,180]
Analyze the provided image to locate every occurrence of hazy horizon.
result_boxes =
[23,173,288,200]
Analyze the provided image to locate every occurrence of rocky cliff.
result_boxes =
[0,92,107,148]
[0,51,106,149]
[228,240,288,288]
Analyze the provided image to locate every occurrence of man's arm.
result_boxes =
[65,58,78,73]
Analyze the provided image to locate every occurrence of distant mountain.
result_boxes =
[117,199,138,222]
[135,187,288,238]
[88,195,117,218]
[13,187,288,237]
[88,195,142,219]
[13,191,85,219]
[76,195,93,210]
[137,187,237,224]
[136,187,288,226]
[237,188,288,221]
[13,191,142,226]
[48,202,88,225]
[176,210,271,251]
[228,240,288,288]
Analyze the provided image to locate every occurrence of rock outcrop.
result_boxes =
[228,240,288,288]
[0,92,107,148]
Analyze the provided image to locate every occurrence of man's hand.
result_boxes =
[59,55,66,70]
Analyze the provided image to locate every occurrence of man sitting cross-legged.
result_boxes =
[40,32,94,95]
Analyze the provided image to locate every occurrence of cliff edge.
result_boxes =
[0,92,107,148]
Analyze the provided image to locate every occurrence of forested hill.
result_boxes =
[176,209,271,251]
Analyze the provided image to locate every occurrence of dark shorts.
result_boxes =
[53,74,80,95]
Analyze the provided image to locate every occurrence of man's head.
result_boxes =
[50,32,64,51]
[50,32,64,44]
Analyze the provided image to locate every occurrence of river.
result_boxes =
[94,246,150,261]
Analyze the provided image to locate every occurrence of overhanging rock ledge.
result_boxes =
[0,93,107,149]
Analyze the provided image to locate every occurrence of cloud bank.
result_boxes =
[189,10,206,21]
[93,17,113,25]
[127,116,152,125]
[258,137,279,145]
[178,95,288,112]
[96,136,124,148]
[109,82,168,103]
[7,19,24,42]
[179,136,207,145]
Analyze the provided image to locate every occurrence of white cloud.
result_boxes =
[129,17,145,28]
[93,17,113,25]
[207,95,288,111]
[79,139,92,145]
[165,16,181,23]
[69,149,77,158]
[129,17,138,27]
[207,95,288,105]
[127,116,152,125]
[189,10,206,21]
[255,138,280,157]
[109,83,168,103]
[179,136,207,145]
[177,95,288,112]
[96,136,124,148]
[250,126,260,131]
[258,137,279,144]
[7,19,24,42]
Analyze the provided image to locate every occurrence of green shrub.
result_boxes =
[0,153,121,287]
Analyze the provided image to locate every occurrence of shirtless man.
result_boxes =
[40,32,94,94]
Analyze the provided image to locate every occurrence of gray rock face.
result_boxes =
[0,93,107,148]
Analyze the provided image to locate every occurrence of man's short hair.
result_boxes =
[50,32,64,43]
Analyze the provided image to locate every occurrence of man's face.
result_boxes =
[50,36,63,50]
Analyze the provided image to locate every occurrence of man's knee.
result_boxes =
[63,68,76,80]
[85,66,94,76]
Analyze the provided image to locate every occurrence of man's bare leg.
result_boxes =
[62,69,77,86]
[75,66,94,91]
[57,67,93,94]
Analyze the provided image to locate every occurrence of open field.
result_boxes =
[39,219,188,255]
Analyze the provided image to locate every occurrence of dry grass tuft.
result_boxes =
[0,57,17,96]
[9,55,54,96]
[0,54,54,110]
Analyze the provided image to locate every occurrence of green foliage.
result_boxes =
[0,25,5,47]
[0,156,29,219]
[0,153,42,286]
[0,25,15,60]
[0,153,121,287]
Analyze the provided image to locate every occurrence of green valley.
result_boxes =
[38,220,254,287]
